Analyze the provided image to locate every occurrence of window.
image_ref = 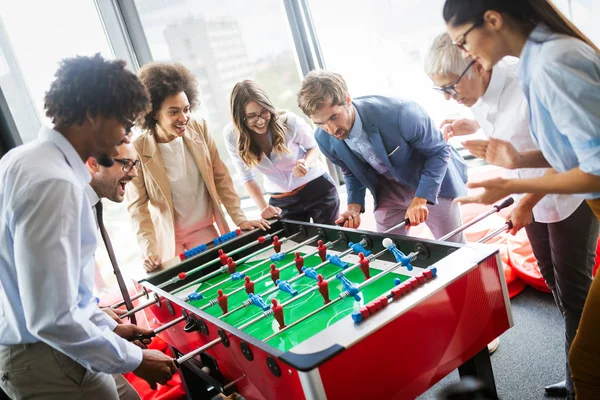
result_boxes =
[564,0,600,46]
[0,1,113,135]
[0,0,139,296]
[133,0,307,197]
[307,0,467,125]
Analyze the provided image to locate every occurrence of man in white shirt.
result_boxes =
[86,141,145,400]
[425,32,599,398]
[0,55,176,399]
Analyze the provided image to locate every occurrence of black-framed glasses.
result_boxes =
[114,158,140,173]
[244,109,271,125]
[433,59,476,96]
[452,18,485,51]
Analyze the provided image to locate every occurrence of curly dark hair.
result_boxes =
[137,62,200,132]
[44,54,149,128]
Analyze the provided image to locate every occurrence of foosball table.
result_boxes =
[114,202,514,400]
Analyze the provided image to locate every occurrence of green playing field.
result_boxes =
[187,251,409,352]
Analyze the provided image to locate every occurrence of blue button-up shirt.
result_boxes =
[0,126,142,373]
[518,24,600,199]
[344,106,395,180]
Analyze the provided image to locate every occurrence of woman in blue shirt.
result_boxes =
[443,1,600,398]
[224,80,340,224]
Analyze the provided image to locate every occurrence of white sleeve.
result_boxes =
[12,180,142,374]
[289,113,318,150]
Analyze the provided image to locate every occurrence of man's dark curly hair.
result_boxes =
[137,62,200,132]
[44,54,149,128]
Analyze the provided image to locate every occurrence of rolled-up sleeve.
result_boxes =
[537,60,600,176]
[12,180,142,374]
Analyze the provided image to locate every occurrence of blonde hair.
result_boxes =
[297,70,348,117]
[229,80,289,168]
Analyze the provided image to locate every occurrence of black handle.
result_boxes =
[494,197,515,212]
[506,220,513,230]
[184,316,199,333]
[130,331,156,343]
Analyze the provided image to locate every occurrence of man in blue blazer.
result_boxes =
[297,70,468,242]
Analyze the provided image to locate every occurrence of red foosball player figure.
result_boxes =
[271,298,286,329]
[294,252,304,274]
[270,263,280,284]
[318,240,327,262]
[217,289,228,314]
[317,274,330,304]
[244,276,255,294]
[218,249,229,266]
[227,257,237,274]
[273,236,282,253]
[358,252,370,280]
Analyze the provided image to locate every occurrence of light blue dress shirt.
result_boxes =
[517,24,600,199]
[344,106,395,180]
[0,126,142,373]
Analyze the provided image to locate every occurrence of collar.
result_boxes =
[517,23,554,86]
[480,61,507,111]
[347,105,363,141]
[39,125,91,186]
[85,184,100,207]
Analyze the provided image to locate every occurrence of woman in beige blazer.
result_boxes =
[126,62,268,271]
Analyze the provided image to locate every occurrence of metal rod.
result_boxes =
[223,375,246,391]
[190,232,304,294]
[263,252,405,342]
[216,238,348,320]
[438,197,514,242]
[195,234,323,305]
[175,338,222,366]
[383,218,410,233]
[154,315,186,334]
[171,230,289,294]
[120,294,159,319]
[478,222,512,244]
[234,248,388,330]
[111,290,146,309]
[265,220,515,341]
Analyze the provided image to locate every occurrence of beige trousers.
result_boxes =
[0,342,140,400]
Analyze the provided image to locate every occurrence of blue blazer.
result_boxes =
[314,96,468,209]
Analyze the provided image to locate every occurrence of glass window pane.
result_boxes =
[307,0,468,124]
[570,0,600,46]
[0,0,113,134]
[133,0,305,196]
[0,1,137,294]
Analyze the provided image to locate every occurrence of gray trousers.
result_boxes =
[374,177,465,243]
[524,201,599,394]
[0,342,140,400]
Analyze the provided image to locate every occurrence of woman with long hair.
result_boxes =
[126,63,268,272]
[224,80,340,224]
[443,1,600,398]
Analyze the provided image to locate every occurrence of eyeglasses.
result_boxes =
[244,109,271,125]
[452,18,484,51]
[433,59,476,96]
[113,158,140,173]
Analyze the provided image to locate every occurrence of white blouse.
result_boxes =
[224,112,327,193]
[158,137,214,237]
[470,60,582,223]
